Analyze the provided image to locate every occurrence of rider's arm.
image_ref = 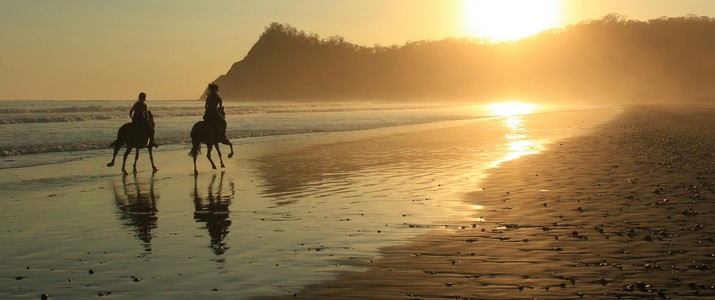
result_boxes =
[129,103,135,118]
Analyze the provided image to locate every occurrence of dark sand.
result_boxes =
[286,105,715,299]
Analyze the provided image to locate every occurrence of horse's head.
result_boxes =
[147,111,155,128]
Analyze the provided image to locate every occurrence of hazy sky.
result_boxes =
[1,0,714,100]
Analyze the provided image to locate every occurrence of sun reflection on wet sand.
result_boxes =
[487,102,543,163]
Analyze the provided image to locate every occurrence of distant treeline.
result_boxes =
[209,14,715,103]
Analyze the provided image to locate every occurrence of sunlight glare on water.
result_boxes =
[487,101,538,117]
[485,101,543,163]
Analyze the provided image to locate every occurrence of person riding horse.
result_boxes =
[203,83,228,142]
[129,92,158,148]
[107,92,158,174]
[190,83,233,174]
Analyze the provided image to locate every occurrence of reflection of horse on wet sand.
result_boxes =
[188,108,234,175]
[193,172,234,255]
[112,173,158,253]
[107,112,158,175]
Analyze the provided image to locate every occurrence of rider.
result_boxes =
[129,92,158,148]
[203,83,228,142]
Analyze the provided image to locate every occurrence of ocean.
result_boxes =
[1,100,500,167]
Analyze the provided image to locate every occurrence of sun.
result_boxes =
[462,0,563,42]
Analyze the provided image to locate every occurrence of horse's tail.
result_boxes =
[188,122,201,157]
[109,138,120,148]
[188,142,201,158]
[109,123,130,149]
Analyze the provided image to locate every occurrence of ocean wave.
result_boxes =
[0,101,486,160]
[0,130,294,158]
[0,102,447,124]
[0,128,320,157]
[0,117,465,158]
[0,105,126,114]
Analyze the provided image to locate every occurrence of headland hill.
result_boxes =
[204,14,715,104]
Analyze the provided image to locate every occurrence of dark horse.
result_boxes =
[107,112,158,175]
[189,108,234,175]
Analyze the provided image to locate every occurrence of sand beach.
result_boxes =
[4,104,715,299]
[286,104,715,299]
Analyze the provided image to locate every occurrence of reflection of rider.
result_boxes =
[203,83,227,142]
[130,92,158,148]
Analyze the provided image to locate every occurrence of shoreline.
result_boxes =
[285,104,715,299]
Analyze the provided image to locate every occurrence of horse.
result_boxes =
[188,108,234,175]
[107,111,158,175]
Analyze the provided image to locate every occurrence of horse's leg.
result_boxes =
[191,143,199,175]
[189,139,201,175]
[193,153,199,175]
[133,148,140,174]
[206,144,217,170]
[221,140,234,158]
[215,144,225,168]
[148,146,158,173]
[107,144,119,167]
[121,147,132,175]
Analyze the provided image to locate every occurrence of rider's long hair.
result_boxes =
[207,83,220,98]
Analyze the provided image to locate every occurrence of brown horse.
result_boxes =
[188,109,234,175]
[107,111,158,175]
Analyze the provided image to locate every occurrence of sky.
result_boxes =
[1,0,715,100]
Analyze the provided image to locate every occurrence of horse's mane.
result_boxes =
[147,111,155,128]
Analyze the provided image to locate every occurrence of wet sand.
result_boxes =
[286,105,715,299]
[0,105,619,299]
